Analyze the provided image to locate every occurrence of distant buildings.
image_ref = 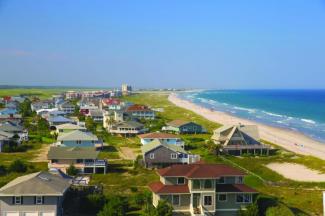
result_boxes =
[121,84,132,95]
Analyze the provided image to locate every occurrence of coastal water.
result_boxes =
[178,89,325,142]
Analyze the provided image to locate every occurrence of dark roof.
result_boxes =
[48,147,99,159]
[149,182,190,194]
[126,104,152,112]
[216,184,258,193]
[157,164,246,179]
[138,132,179,139]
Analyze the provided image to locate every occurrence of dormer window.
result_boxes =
[177,177,185,185]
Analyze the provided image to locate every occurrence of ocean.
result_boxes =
[178,89,325,142]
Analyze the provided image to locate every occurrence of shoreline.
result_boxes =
[168,93,325,160]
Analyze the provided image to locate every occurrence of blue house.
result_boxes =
[56,130,103,148]
[0,108,17,116]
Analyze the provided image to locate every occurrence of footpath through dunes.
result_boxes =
[266,163,325,182]
[168,93,325,160]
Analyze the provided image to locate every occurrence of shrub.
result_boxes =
[239,203,259,216]
[266,205,294,216]
[0,165,7,175]
[97,196,128,216]
[9,160,27,173]
[66,164,78,176]
[156,200,173,216]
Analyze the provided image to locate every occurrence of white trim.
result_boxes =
[171,153,177,159]
[36,196,43,205]
[203,195,213,206]
[14,196,21,205]
[177,177,185,185]
[149,153,155,159]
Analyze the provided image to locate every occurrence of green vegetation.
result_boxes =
[67,164,78,176]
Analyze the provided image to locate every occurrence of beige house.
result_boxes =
[149,163,258,216]
[212,124,270,156]
[48,147,107,174]
[55,123,86,134]
[0,172,70,216]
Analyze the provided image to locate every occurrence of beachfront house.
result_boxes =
[55,130,103,148]
[212,124,270,156]
[149,163,258,215]
[108,121,147,136]
[141,139,200,168]
[103,110,124,129]
[125,104,155,120]
[48,147,107,174]
[138,132,185,147]
[162,120,206,134]
[101,98,123,110]
[0,171,71,216]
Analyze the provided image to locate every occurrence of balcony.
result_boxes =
[84,160,107,167]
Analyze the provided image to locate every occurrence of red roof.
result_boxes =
[138,132,179,139]
[216,184,257,193]
[149,182,190,194]
[102,98,121,105]
[157,164,246,179]
[126,104,152,112]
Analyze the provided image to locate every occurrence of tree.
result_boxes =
[18,98,33,117]
[36,117,50,137]
[67,164,78,176]
[9,160,27,173]
[205,140,221,155]
[156,200,173,216]
[97,196,127,216]
[85,117,96,133]
[239,203,259,216]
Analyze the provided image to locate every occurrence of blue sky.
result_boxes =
[0,0,325,89]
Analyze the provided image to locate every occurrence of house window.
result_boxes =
[36,196,43,205]
[149,153,155,159]
[218,194,227,202]
[14,196,22,205]
[177,177,185,185]
[236,176,244,184]
[203,196,212,206]
[204,179,213,189]
[236,194,252,203]
[193,180,201,189]
[76,159,83,163]
[76,140,81,144]
[172,195,180,205]
[171,153,177,159]
[51,159,58,163]
[218,177,225,184]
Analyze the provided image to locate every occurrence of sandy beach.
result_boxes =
[169,93,325,160]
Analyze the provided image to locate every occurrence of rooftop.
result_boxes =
[138,132,179,139]
[57,130,98,141]
[149,182,190,194]
[141,139,187,154]
[0,172,70,196]
[157,163,246,179]
[48,147,99,159]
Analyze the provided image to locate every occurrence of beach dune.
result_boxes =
[169,93,325,160]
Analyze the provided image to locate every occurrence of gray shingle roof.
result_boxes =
[57,130,98,141]
[0,172,70,196]
[48,147,99,159]
[141,139,187,154]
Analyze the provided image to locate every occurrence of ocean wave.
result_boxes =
[301,119,316,124]
[262,111,284,118]
[233,106,256,113]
